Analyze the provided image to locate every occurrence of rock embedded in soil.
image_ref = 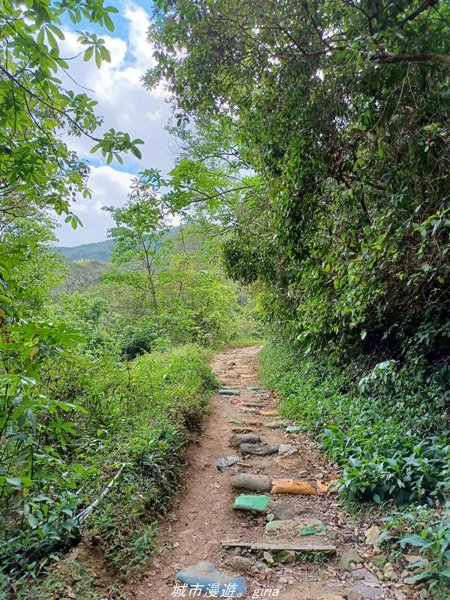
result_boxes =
[352,581,383,599]
[275,549,296,564]
[299,519,326,536]
[226,556,253,572]
[239,443,280,456]
[229,433,261,447]
[265,518,326,538]
[218,388,240,396]
[338,549,364,569]
[365,525,380,546]
[270,502,297,521]
[352,568,379,584]
[278,444,298,456]
[230,473,272,492]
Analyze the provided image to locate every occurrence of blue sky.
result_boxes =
[56,0,178,246]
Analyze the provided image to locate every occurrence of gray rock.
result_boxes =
[219,388,240,396]
[239,443,279,456]
[285,425,302,433]
[265,520,289,534]
[338,549,364,569]
[352,582,383,599]
[353,568,379,583]
[365,525,380,546]
[278,444,298,456]
[275,550,296,564]
[230,473,272,492]
[270,502,297,520]
[230,433,261,447]
[226,556,253,572]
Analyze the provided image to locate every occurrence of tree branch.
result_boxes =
[398,0,439,28]
[371,52,450,65]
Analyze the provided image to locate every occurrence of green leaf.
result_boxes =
[130,146,142,159]
[6,477,22,488]
[84,46,94,62]
[400,534,429,548]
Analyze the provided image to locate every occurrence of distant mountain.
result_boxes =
[55,240,115,261]
[55,226,182,261]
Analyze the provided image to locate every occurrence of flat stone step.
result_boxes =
[221,541,337,554]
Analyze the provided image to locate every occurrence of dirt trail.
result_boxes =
[131,346,398,600]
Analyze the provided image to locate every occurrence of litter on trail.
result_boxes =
[260,409,279,416]
[216,456,238,471]
[175,561,247,598]
[233,494,271,512]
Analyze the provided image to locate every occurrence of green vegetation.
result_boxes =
[2,344,215,594]
[0,1,251,595]
[0,217,248,595]
[260,342,449,505]
[382,503,450,593]
[1,0,449,596]
[144,1,449,595]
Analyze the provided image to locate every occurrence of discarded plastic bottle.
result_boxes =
[216,455,238,472]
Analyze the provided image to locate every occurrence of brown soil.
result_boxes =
[127,346,402,600]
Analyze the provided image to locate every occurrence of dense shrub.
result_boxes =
[260,342,450,505]
[0,344,216,595]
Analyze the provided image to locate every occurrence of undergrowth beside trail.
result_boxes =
[2,345,216,598]
[260,342,450,594]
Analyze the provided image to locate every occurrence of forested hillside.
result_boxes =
[0,0,449,598]
[56,240,115,261]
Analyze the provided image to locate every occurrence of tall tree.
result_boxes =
[104,177,168,312]
[146,0,450,369]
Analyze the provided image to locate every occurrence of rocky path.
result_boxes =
[131,346,403,600]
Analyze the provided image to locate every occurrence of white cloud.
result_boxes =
[55,166,134,245]
[56,2,177,246]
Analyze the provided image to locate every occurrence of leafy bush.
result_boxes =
[382,503,450,594]
[260,342,450,504]
[0,344,216,595]
[119,321,164,359]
